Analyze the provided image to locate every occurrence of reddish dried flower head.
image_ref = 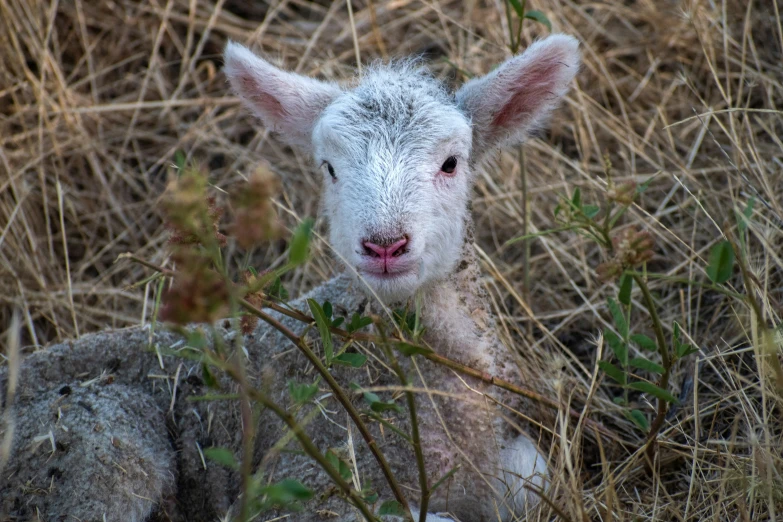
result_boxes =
[607,181,637,206]
[597,227,655,281]
[596,261,623,281]
[160,249,231,325]
[164,167,226,248]
[230,166,281,249]
[612,226,656,267]
[238,269,266,334]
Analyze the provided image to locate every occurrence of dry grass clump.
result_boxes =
[1,0,781,521]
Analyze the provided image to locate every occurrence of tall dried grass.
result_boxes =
[1,0,781,520]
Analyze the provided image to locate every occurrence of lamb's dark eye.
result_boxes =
[322,161,336,180]
[440,156,457,174]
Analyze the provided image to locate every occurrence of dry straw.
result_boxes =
[1,0,781,520]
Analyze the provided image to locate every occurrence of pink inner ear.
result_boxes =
[490,57,563,129]
[238,72,286,120]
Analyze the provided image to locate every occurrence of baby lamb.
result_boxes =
[0,34,580,522]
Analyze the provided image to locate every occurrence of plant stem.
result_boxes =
[504,0,516,53]
[233,354,256,522]
[624,271,745,300]
[256,297,624,444]
[119,253,175,275]
[382,344,429,521]
[239,298,413,519]
[520,147,532,338]
[238,383,379,521]
[633,275,671,462]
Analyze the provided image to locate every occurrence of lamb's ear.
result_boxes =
[224,41,342,149]
[456,34,580,153]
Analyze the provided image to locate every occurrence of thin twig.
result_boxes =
[261,297,625,444]
[634,275,671,462]
[380,342,429,521]
[239,298,413,518]
[237,381,379,521]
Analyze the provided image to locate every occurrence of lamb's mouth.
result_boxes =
[357,265,417,281]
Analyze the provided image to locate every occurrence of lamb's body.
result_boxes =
[2,246,542,521]
[1,35,580,521]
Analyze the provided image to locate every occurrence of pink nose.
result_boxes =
[363,236,409,259]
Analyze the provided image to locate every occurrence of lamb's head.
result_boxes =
[225,35,580,303]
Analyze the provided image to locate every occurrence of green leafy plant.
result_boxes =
[506,156,780,465]
[505,0,552,54]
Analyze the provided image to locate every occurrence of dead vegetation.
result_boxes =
[1,0,782,520]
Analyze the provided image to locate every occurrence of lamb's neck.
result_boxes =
[419,237,500,373]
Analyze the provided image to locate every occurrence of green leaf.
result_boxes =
[583,204,600,218]
[393,308,417,332]
[571,187,582,210]
[354,385,403,414]
[607,297,629,338]
[347,313,373,333]
[673,321,681,343]
[307,298,334,365]
[201,362,219,388]
[246,266,258,277]
[625,409,649,432]
[737,197,755,234]
[203,447,238,470]
[677,343,698,358]
[431,465,461,493]
[187,330,208,350]
[629,357,664,374]
[288,218,314,266]
[628,381,678,404]
[331,317,345,328]
[636,176,655,194]
[326,450,353,481]
[507,0,525,18]
[332,352,367,368]
[604,329,628,366]
[370,399,403,414]
[267,276,289,300]
[631,333,657,352]
[706,240,735,284]
[288,380,318,404]
[524,10,552,31]
[396,342,433,357]
[612,396,627,406]
[322,301,333,320]
[598,360,626,385]
[379,500,406,517]
[261,479,314,504]
[361,489,379,503]
[736,197,755,255]
[743,198,755,219]
[174,150,187,171]
[618,273,633,305]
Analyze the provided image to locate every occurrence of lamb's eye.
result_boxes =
[322,161,336,180]
[440,156,457,175]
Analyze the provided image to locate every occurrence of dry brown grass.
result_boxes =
[1,0,782,520]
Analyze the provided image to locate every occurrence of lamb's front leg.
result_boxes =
[408,431,547,522]
[413,265,550,521]
[409,357,548,521]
